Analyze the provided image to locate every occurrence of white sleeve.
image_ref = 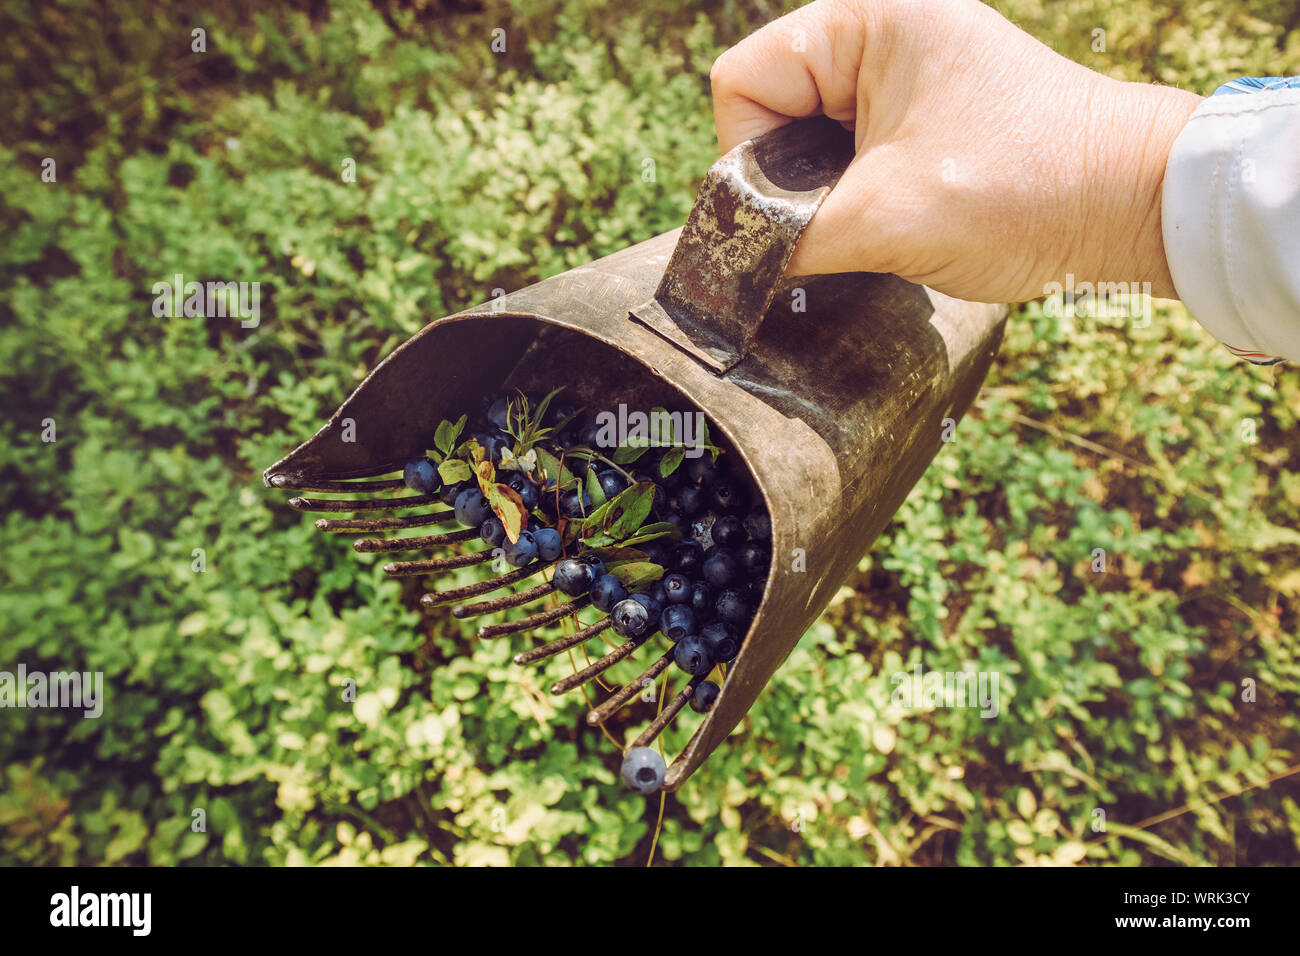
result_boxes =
[1161,86,1300,364]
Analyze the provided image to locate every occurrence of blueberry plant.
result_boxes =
[1,0,1297,866]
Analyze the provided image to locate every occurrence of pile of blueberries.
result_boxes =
[402,393,772,794]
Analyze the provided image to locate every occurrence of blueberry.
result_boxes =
[650,482,671,515]
[439,480,470,507]
[485,396,512,431]
[674,634,712,677]
[474,431,510,465]
[641,541,672,568]
[660,605,696,642]
[746,577,766,604]
[715,587,750,624]
[684,456,720,487]
[690,680,720,714]
[738,542,771,577]
[629,590,664,623]
[578,423,604,450]
[649,580,668,606]
[503,530,538,568]
[742,510,771,541]
[596,469,629,500]
[658,509,682,528]
[611,598,652,639]
[454,488,492,527]
[671,485,707,517]
[404,456,440,494]
[621,746,666,794]
[702,549,739,588]
[672,541,704,576]
[662,573,691,605]
[701,621,740,663]
[590,573,629,613]
[561,489,593,518]
[479,516,506,548]
[576,552,606,577]
[689,581,714,620]
[506,473,539,510]
[710,481,748,515]
[710,514,746,549]
[533,527,563,561]
[546,402,578,428]
[553,557,596,597]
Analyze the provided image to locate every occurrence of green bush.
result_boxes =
[1,0,1297,866]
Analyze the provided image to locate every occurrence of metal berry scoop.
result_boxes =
[264,116,1006,792]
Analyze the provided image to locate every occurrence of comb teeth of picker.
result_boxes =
[270,468,717,749]
[264,117,1007,790]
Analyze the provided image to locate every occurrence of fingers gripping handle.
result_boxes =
[630,116,856,373]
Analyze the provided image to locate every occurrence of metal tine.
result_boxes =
[383,551,492,576]
[453,580,556,619]
[269,475,406,493]
[550,636,647,695]
[513,616,612,665]
[630,677,700,749]
[585,651,673,725]
[316,510,455,533]
[354,527,477,554]
[289,492,441,513]
[477,598,589,640]
[419,560,557,607]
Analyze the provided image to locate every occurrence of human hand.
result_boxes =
[710,0,1203,302]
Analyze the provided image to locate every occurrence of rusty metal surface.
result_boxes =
[631,117,855,372]
[264,116,1007,792]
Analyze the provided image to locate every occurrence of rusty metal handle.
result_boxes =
[630,116,856,373]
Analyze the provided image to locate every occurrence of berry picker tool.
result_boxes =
[264,116,1007,793]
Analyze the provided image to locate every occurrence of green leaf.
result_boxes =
[437,458,472,485]
[434,414,467,458]
[621,522,683,547]
[582,480,655,542]
[609,561,665,590]
[612,440,650,464]
[586,467,607,507]
[659,447,685,477]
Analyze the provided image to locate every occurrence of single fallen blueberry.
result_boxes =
[621,746,666,794]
